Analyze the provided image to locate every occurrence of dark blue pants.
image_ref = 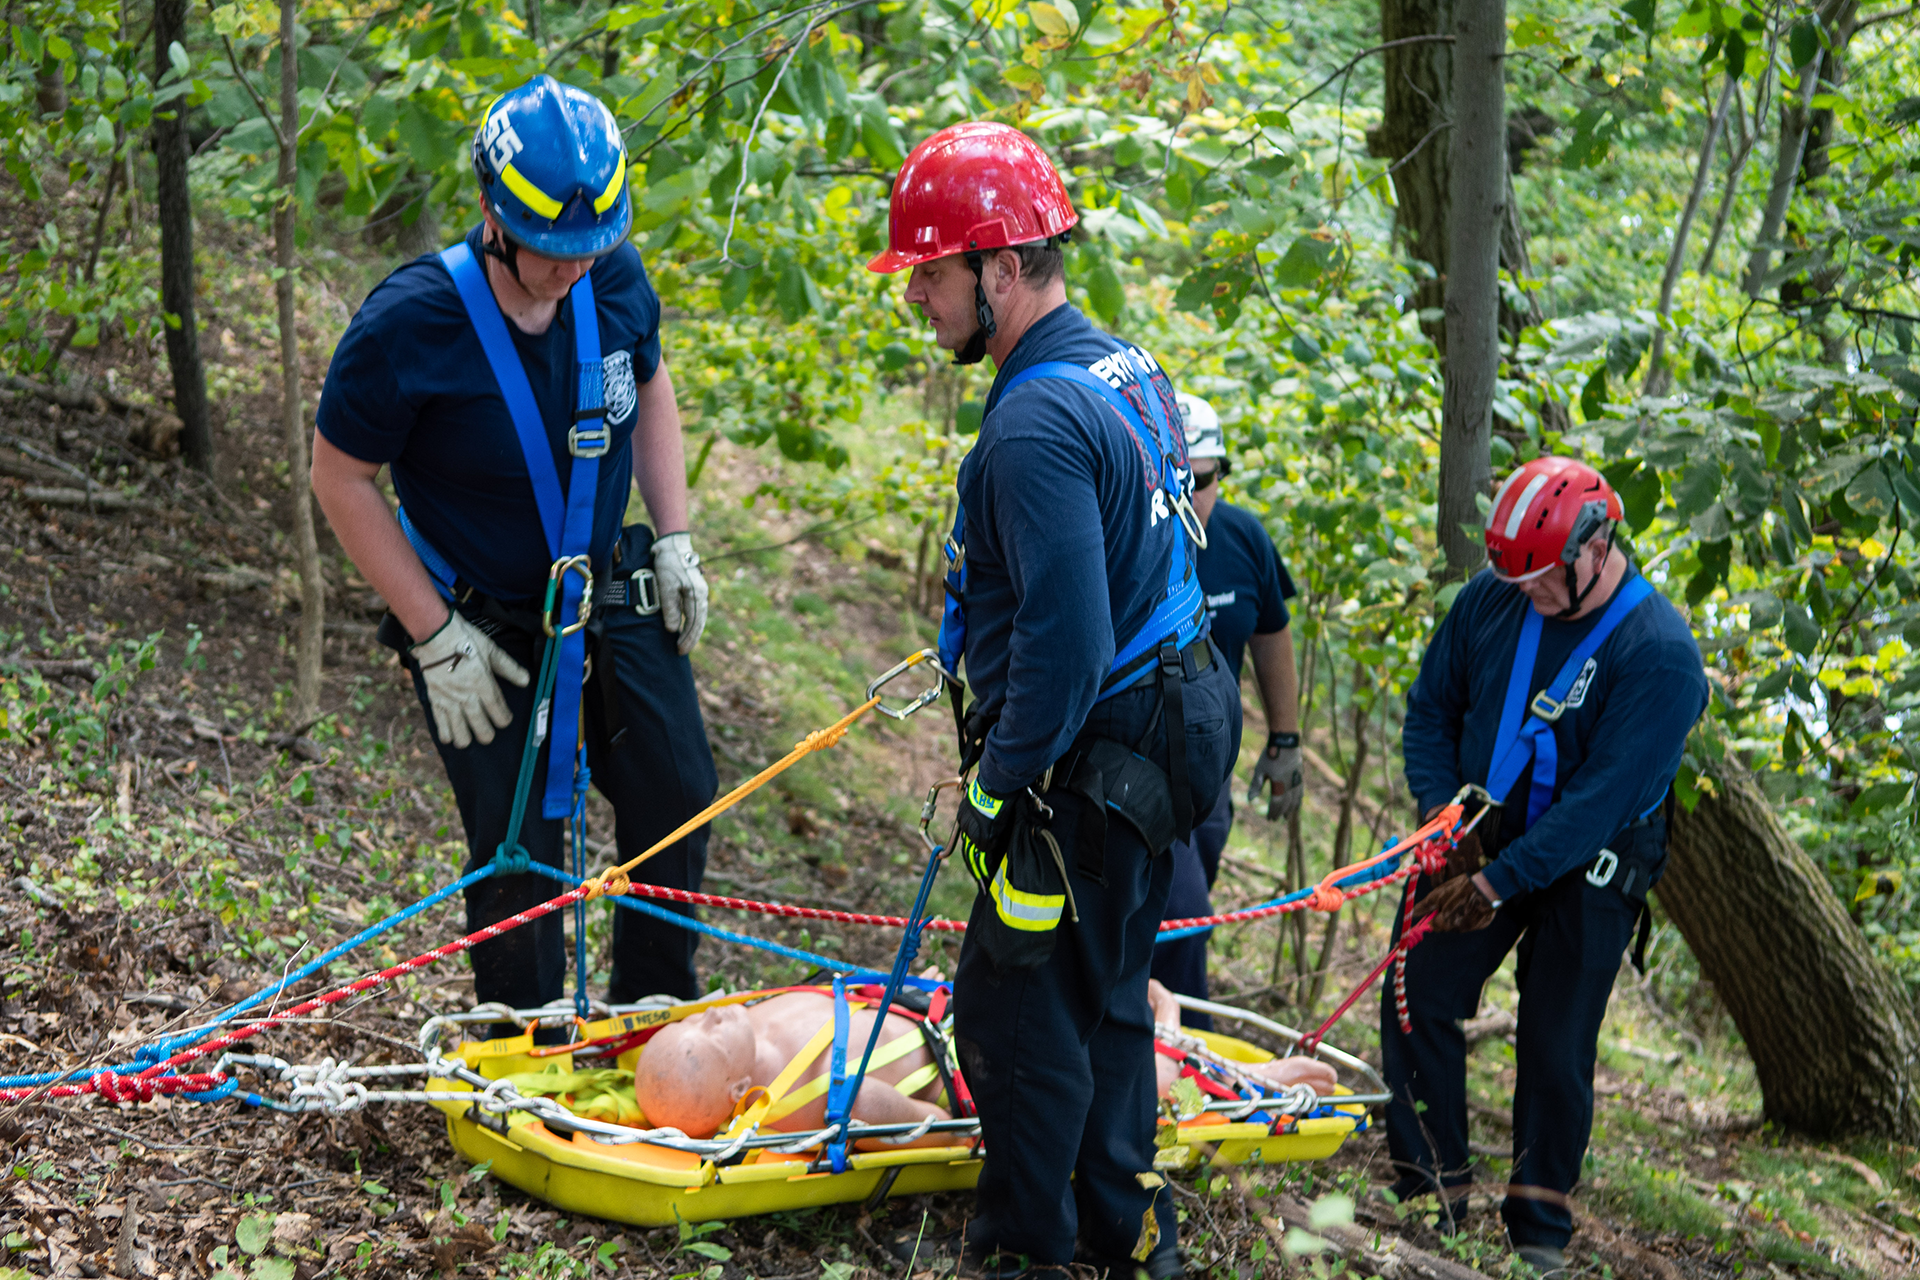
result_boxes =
[955,652,1238,1265]
[1380,851,1647,1249]
[1150,779,1233,1031]
[407,530,719,1011]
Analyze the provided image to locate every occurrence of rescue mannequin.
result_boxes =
[633,993,950,1139]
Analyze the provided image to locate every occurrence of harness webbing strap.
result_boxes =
[1485,575,1654,830]
[438,241,605,819]
[766,1019,923,1121]
[823,975,854,1172]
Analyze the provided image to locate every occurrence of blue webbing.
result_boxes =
[823,975,853,1172]
[437,242,604,821]
[1153,840,1418,944]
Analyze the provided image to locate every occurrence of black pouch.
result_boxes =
[970,804,1078,972]
[1057,738,1179,884]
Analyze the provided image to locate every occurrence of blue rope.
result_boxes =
[571,746,592,1020]
[0,863,499,1089]
[832,841,945,1171]
[521,862,872,974]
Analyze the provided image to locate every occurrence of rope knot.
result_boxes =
[491,845,532,876]
[798,723,850,752]
[1415,841,1451,877]
[598,870,632,898]
[92,1072,155,1104]
[1307,884,1345,913]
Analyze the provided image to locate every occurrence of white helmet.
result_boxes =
[1177,392,1226,462]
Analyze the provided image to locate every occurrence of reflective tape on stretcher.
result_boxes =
[990,860,1064,932]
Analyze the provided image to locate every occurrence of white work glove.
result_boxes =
[409,610,530,748]
[653,531,709,655]
[1248,733,1305,821]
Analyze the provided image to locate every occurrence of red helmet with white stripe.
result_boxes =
[1485,457,1622,585]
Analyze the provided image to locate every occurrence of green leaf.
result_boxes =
[1621,0,1656,38]
[1781,601,1820,656]
[1289,332,1322,364]
[1029,2,1074,37]
[1852,781,1909,817]
[1891,97,1920,126]
[955,400,984,435]
[395,101,457,173]
[774,261,821,322]
[1788,18,1821,71]
[235,1214,276,1257]
[1800,450,1872,500]
[1270,235,1335,289]
[1888,464,1920,516]
[1730,591,1783,630]
[1605,329,1648,378]
[1844,460,1897,520]
[1614,460,1662,531]
[1671,461,1721,519]
[45,33,73,60]
[879,341,912,371]
[1086,256,1125,325]
[1580,367,1608,422]
[859,100,905,170]
[251,1259,296,1280]
[684,1243,733,1261]
[167,40,189,78]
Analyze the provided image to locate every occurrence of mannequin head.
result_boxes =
[632,1005,756,1136]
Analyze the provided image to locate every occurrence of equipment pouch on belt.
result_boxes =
[1056,737,1178,884]
[1583,813,1668,973]
[970,802,1077,972]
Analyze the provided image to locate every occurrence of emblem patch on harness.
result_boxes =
[1562,657,1599,712]
[603,350,637,425]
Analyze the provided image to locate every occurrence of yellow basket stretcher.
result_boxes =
[422,991,1385,1228]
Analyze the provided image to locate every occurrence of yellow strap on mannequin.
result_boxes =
[765,1024,926,1123]
[716,1015,840,1141]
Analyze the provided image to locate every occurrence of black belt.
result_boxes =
[595,567,659,616]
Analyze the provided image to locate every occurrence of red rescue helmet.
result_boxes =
[867,122,1078,275]
[1485,456,1623,584]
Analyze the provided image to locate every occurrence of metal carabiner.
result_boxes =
[866,648,954,721]
[919,776,965,853]
[543,555,595,637]
[1170,487,1209,551]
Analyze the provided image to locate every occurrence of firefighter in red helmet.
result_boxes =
[1388,457,1708,1277]
[872,122,1235,1278]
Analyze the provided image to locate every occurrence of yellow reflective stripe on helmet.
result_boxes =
[593,159,627,215]
[501,161,564,220]
[991,860,1062,933]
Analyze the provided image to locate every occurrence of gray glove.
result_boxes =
[653,532,709,655]
[409,610,530,748]
[1248,733,1305,820]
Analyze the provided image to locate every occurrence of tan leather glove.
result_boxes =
[410,611,530,748]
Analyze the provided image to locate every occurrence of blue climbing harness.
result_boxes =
[1484,575,1655,829]
[414,241,609,821]
[936,354,1206,699]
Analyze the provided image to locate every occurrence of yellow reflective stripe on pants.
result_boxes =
[991,859,1063,932]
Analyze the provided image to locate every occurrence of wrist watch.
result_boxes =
[1475,879,1504,911]
[1267,731,1301,752]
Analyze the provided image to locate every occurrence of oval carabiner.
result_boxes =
[543,555,595,637]
[919,775,965,853]
[1171,488,1209,551]
[866,648,954,721]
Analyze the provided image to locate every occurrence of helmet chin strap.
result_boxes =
[953,251,996,367]
[481,223,524,284]
[1556,526,1615,619]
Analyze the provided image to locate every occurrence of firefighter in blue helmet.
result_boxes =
[1387,457,1707,1279]
[311,76,718,1015]
[1151,394,1303,1030]
[870,122,1238,1280]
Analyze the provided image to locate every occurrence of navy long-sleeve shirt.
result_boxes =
[956,304,1188,796]
[1401,567,1708,900]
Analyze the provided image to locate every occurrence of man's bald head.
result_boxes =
[632,1007,755,1137]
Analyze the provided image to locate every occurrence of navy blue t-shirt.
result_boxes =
[316,224,663,603]
[1401,568,1708,900]
[957,304,1190,796]
[1197,500,1295,680]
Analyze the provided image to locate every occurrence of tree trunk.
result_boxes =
[276,0,325,725]
[1435,0,1504,578]
[1662,763,1920,1140]
[152,0,213,472]
[1371,0,1454,350]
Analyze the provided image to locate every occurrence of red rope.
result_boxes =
[0,1072,233,1103]
[625,882,967,931]
[1298,914,1435,1056]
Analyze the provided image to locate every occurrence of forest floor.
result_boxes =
[1,315,1918,1280]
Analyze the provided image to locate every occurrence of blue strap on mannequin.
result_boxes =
[823,974,853,1173]
[1485,575,1655,829]
[438,241,605,819]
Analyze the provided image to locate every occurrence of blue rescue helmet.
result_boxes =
[471,76,631,260]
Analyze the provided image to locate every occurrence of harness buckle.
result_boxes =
[1528,689,1568,722]
[1586,848,1619,888]
[543,555,594,637]
[630,567,660,616]
[568,422,611,458]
